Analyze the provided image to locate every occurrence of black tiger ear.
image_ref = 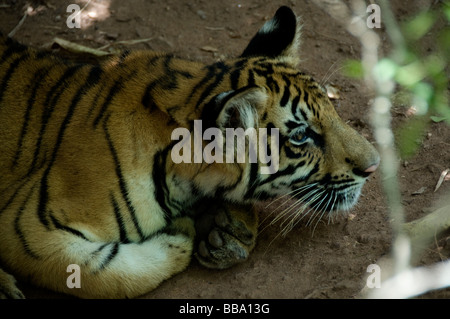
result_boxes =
[241,6,301,65]
[202,86,267,130]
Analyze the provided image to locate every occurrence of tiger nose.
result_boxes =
[353,158,380,178]
[364,161,379,174]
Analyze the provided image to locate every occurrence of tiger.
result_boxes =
[0,6,379,299]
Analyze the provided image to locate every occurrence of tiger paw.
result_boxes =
[0,269,25,299]
[194,205,257,269]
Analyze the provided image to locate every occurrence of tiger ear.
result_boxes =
[202,87,267,130]
[240,6,301,66]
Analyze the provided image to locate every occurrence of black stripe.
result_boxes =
[0,37,27,63]
[230,68,241,91]
[103,114,145,241]
[284,145,306,159]
[0,52,29,107]
[98,243,120,270]
[118,49,131,64]
[254,191,273,201]
[303,161,320,183]
[141,80,157,109]
[152,148,173,223]
[229,59,247,90]
[201,85,258,130]
[285,120,301,130]
[87,84,105,118]
[306,127,325,148]
[93,78,123,128]
[280,84,290,107]
[244,162,260,199]
[94,243,109,255]
[255,61,275,74]
[261,164,297,185]
[187,64,216,106]
[266,122,288,144]
[70,65,102,104]
[12,66,53,167]
[49,214,90,241]
[269,77,280,93]
[160,56,179,90]
[299,109,308,122]
[303,90,312,113]
[262,112,268,121]
[29,65,83,174]
[37,66,98,228]
[110,193,131,244]
[254,68,279,92]
[0,173,32,217]
[194,62,231,110]
[327,181,358,191]
[14,184,40,259]
[285,161,320,187]
[247,69,256,87]
[197,62,230,105]
[142,55,193,109]
[162,55,193,89]
[291,95,301,120]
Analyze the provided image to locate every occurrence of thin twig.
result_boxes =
[313,0,450,298]
[8,11,27,38]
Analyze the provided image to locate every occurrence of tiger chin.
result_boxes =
[0,6,379,298]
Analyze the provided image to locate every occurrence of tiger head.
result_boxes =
[169,6,379,215]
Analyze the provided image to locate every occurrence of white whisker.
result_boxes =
[322,65,346,88]
[311,191,335,235]
[259,183,318,229]
[320,60,339,87]
[273,186,322,225]
[279,187,327,237]
[264,186,325,245]
[326,191,339,225]
[264,183,318,209]
[304,189,328,227]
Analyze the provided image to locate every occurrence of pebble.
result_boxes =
[197,10,207,20]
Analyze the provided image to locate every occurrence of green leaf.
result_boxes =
[342,59,364,78]
[402,11,436,41]
[444,1,450,21]
[424,54,446,77]
[396,116,429,159]
[395,61,426,87]
[430,116,447,123]
[413,82,433,103]
[437,29,450,58]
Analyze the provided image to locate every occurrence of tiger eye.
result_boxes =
[296,132,304,140]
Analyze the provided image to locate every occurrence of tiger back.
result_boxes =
[0,6,379,298]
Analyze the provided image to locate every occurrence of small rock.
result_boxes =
[197,10,207,20]
[200,46,218,53]
[411,186,427,196]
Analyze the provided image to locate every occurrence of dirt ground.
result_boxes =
[0,0,449,299]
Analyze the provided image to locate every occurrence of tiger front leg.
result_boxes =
[194,202,258,269]
[0,268,25,299]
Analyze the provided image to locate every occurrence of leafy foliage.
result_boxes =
[344,1,449,159]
